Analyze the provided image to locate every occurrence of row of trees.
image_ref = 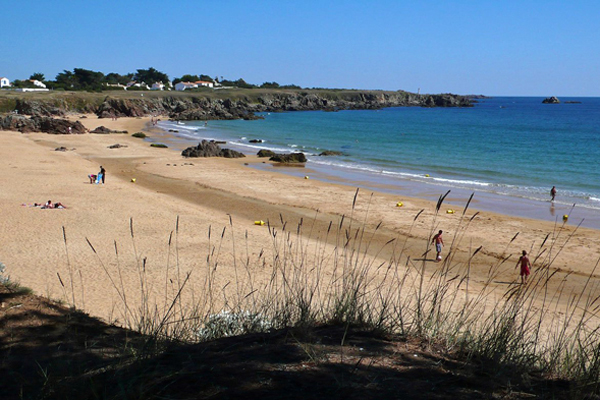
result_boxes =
[7,68,301,91]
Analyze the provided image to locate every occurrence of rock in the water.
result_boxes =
[269,153,307,163]
[542,96,560,104]
[319,150,343,156]
[182,140,246,158]
[257,149,276,158]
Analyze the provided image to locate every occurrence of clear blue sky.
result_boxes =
[2,1,599,96]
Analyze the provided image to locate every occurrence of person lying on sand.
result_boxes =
[39,200,66,209]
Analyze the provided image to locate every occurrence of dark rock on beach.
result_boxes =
[249,139,264,143]
[542,96,560,104]
[90,126,128,134]
[269,153,307,164]
[0,115,87,134]
[182,140,245,159]
[257,149,276,158]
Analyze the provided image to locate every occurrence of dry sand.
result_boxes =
[1,114,600,328]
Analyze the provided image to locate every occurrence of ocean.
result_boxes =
[156,97,600,230]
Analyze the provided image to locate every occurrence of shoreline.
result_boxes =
[1,115,600,327]
[157,117,600,231]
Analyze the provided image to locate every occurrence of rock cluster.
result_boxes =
[90,126,128,134]
[0,115,87,134]
[257,149,276,158]
[269,153,307,163]
[542,96,560,104]
[181,140,245,158]
[8,91,474,122]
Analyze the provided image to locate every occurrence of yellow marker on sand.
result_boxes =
[396,202,403,207]
[254,220,265,226]
[131,178,136,183]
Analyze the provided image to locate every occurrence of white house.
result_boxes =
[175,81,197,91]
[175,80,214,91]
[195,80,214,88]
[151,82,165,91]
[0,77,10,88]
[30,79,46,88]
[126,81,150,90]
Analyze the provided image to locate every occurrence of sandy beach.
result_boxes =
[1,115,600,328]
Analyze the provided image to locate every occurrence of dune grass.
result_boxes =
[49,189,600,395]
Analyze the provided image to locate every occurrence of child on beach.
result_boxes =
[516,250,532,284]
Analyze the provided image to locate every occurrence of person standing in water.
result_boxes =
[516,250,532,284]
[550,186,557,201]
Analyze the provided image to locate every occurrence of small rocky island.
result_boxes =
[542,96,560,104]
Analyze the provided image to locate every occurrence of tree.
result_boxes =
[134,67,169,84]
[106,72,133,85]
[220,78,255,89]
[52,68,105,90]
[199,75,214,83]
[260,82,280,89]
[11,79,36,88]
[29,73,45,82]
[173,74,200,85]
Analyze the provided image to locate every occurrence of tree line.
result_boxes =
[7,67,301,91]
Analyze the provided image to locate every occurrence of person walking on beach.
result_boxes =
[432,230,444,262]
[551,186,557,201]
[99,166,106,184]
[516,250,531,284]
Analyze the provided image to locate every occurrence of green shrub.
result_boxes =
[150,143,168,148]
[132,132,146,138]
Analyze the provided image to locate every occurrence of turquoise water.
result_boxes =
[159,97,600,229]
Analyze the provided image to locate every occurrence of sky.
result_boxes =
[2,1,599,96]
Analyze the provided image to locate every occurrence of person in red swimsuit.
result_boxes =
[516,250,531,284]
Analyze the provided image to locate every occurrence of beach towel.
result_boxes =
[96,173,103,184]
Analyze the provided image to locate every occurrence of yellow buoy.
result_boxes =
[131,178,136,183]
[304,176,309,179]
[563,214,569,222]
[446,209,455,214]
[425,174,430,177]
[396,202,403,207]
[254,220,265,226]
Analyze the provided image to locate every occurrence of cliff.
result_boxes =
[0,89,473,122]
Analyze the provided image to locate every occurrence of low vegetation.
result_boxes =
[131,132,146,138]
[2,192,599,398]
[150,143,168,148]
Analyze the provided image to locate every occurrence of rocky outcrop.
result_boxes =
[3,90,474,121]
[269,153,307,164]
[319,151,343,156]
[90,126,128,134]
[0,115,87,134]
[542,96,560,104]
[257,149,276,158]
[181,140,245,158]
